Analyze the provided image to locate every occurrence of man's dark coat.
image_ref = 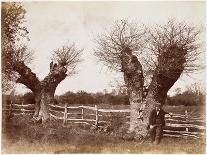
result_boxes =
[149,109,168,127]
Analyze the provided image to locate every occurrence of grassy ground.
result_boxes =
[2,115,205,154]
[2,137,205,154]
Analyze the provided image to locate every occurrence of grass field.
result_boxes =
[2,105,206,154]
[2,137,205,154]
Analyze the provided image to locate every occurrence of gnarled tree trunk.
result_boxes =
[121,47,145,138]
[122,46,186,139]
[34,90,55,123]
[138,68,184,139]
[13,61,67,123]
[35,63,67,122]
[137,46,186,139]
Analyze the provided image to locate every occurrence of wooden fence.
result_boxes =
[3,103,35,116]
[163,110,205,139]
[3,103,205,139]
[48,104,103,127]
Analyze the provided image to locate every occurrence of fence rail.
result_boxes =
[49,104,101,127]
[3,103,205,139]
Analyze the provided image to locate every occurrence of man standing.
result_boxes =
[149,103,172,144]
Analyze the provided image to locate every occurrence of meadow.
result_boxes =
[2,105,206,154]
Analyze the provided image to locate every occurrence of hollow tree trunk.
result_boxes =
[122,45,186,140]
[132,45,186,139]
[35,90,55,123]
[140,68,184,131]
[34,63,67,122]
[121,47,144,139]
[13,61,67,123]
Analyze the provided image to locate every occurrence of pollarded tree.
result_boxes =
[10,45,82,123]
[33,45,82,122]
[94,19,147,136]
[94,19,202,139]
[2,2,83,123]
[142,19,202,130]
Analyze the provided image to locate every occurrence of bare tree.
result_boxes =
[94,19,202,139]
[51,44,83,75]
[94,19,147,72]
[186,82,204,96]
[94,19,147,137]
[6,44,82,123]
[2,2,83,123]
[34,44,83,122]
[145,19,202,114]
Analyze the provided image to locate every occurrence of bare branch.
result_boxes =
[148,18,203,78]
[12,61,41,93]
[94,19,147,72]
[51,43,83,76]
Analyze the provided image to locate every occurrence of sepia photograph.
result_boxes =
[1,1,206,154]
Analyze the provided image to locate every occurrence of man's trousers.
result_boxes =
[150,126,163,144]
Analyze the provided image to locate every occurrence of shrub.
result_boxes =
[23,92,35,105]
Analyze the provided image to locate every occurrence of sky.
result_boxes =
[14,1,205,96]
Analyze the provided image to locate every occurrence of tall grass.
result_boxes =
[2,111,205,154]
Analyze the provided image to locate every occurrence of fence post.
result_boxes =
[81,105,84,120]
[9,89,15,118]
[63,104,67,125]
[9,101,13,118]
[185,110,189,137]
[21,102,25,115]
[95,105,99,128]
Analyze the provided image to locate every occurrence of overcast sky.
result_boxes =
[15,1,205,96]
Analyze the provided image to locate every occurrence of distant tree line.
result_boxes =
[2,86,205,106]
[56,90,129,105]
[2,90,129,106]
[166,90,205,106]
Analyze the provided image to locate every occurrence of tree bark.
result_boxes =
[35,64,67,122]
[13,61,41,93]
[131,45,186,139]
[122,45,186,140]
[121,47,144,138]
[34,90,55,123]
[13,61,67,123]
